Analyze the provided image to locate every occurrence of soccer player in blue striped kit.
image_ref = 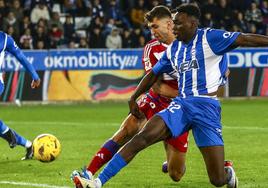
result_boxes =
[0,31,40,160]
[76,3,268,188]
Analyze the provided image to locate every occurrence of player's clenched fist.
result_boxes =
[31,79,41,89]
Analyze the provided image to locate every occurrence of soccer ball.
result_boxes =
[32,134,61,162]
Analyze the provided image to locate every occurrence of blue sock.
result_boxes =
[0,120,9,134]
[103,139,120,155]
[0,121,29,147]
[98,153,127,185]
[12,130,28,147]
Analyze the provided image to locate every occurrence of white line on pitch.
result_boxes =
[224,126,268,131]
[0,181,71,188]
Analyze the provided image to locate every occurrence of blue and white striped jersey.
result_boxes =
[0,31,39,83]
[152,28,240,97]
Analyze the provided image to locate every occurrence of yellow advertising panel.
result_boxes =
[48,70,144,101]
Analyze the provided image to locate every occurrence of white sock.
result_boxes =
[2,127,9,134]
[95,178,102,188]
[25,140,32,148]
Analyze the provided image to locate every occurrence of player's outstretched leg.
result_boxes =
[11,129,33,160]
[0,120,17,148]
[87,114,145,175]
[164,141,187,182]
[200,146,238,187]
[0,120,33,160]
[72,114,146,187]
[80,115,171,188]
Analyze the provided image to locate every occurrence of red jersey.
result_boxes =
[142,39,178,90]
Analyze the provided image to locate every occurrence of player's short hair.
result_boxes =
[175,3,201,19]
[145,5,171,22]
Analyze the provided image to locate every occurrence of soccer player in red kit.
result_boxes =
[71,5,189,187]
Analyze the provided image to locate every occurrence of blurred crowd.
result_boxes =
[0,0,268,49]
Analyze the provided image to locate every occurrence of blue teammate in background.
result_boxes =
[0,31,40,160]
[71,3,268,188]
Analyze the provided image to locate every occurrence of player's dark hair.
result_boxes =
[145,5,171,22]
[175,3,201,19]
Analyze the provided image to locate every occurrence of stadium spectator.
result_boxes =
[6,25,19,42]
[233,11,248,32]
[230,0,252,12]
[88,16,104,32]
[19,15,33,36]
[9,0,24,21]
[63,15,76,44]
[20,38,32,49]
[48,12,64,33]
[215,0,232,29]
[131,27,145,48]
[88,26,105,48]
[105,27,122,49]
[35,18,49,36]
[147,0,162,10]
[105,0,131,29]
[63,0,91,17]
[68,40,77,48]
[0,0,8,27]
[261,0,268,24]
[3,11,20,38]
[78,37,88,48]
[30,1,50,24]
[122,29,134,48]
[30,0,53,11]
[137,35,146,48]
[33,26,50,49]
[245,2,263,33]
[20,28,33,49]
[201,12,216,28]
[49,24,63,48]
[91,0,104,18]
[35,40,46,49]
[201,0,218,23]
[102,18,116,37]
[130,0,147,28]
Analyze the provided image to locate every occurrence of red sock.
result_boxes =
[87,147,114,175]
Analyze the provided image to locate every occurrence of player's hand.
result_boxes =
[128,97,143,119]
[31,79,41,89]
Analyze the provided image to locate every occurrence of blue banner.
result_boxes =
[1,48,268,71]
[228,48,268,68]
[2,49,143,71]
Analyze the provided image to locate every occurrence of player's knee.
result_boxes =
[209,177,225,187]
[169,171,182,182]
[168,168,185,182]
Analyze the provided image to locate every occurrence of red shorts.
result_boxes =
[137,90,189,153]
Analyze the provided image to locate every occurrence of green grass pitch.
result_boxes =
[0,99,268,188]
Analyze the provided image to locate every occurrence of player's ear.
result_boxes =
[167,19,174,29]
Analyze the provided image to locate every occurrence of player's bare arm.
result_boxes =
[150,75,178,98]
[234,33,268,47]
[129,71,158,118]
[152,81,178,98]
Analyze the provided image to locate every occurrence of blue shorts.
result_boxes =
[157,96,223,147]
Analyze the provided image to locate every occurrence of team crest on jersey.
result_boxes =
[179,59,199,73]
[13,41,18,49]
[144,57,152,71]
